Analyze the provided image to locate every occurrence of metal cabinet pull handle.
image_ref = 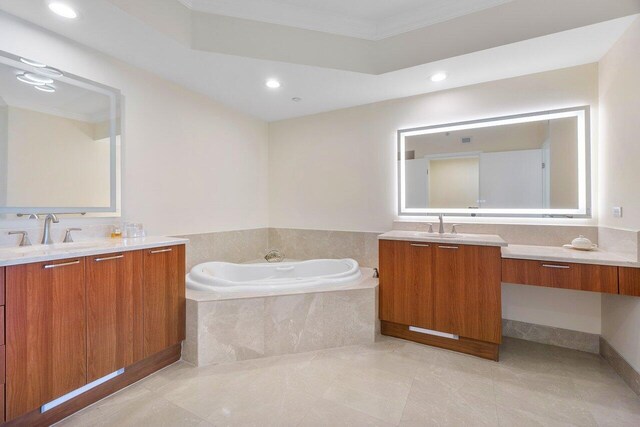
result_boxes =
[94,254,124,262]
[150,248,172,254]
[44,260,80,269]
[438,245,459,250]
[542,264,570,269]
[410,244,430,247]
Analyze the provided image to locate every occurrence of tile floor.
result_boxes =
[57,337,640,426]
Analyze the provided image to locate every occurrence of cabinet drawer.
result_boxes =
[619,267,640,297]
[502,259,618,293]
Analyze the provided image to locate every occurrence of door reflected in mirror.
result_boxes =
[398,107,589,217]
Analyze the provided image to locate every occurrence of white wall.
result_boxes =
[0,14,269,235]
[599,17,640,371]
[269,64,598,232]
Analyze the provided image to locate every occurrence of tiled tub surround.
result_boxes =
[176,228,269,270]
[183,271,378,366]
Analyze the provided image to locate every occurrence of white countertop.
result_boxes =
[0,236,189,267]
[502,244,639,268]
[378,230,508,247]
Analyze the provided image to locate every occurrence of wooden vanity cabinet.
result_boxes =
[433,244,502,344]
[379,240,434,329]
[2,243,186,424]
[1,267,5,423]
[143,245,186,358]
[86,251,144,382]
[502,259,619,294]
[619,267,640,297]
[5,259,88,420]
[379,240,502,360]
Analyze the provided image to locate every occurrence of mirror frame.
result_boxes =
[397,106,591,218]
[0,49,121,216]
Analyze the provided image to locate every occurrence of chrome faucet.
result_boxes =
[41,214,59,245]
[8,231,32,247]
[438,214,445,234]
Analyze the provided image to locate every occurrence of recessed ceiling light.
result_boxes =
[35,85,56,93]
[266,79,281,89]
[48,2,78,19]
[20,58,47,68]
[430,72,447,82]
[17,73,46,86]
[23,72,54,84]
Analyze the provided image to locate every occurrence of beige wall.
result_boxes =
[549,118,579,208]
[269,63,598,233]
[599,18,640,372]
[0,14,269,235]
[429,157,479,209]
[5,107,111,208]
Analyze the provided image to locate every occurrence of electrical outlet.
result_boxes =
[613,206,623,218]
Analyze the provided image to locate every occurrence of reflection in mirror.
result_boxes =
[398,107,589,217]
[0,50,121,215]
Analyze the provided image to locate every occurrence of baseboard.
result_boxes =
[502,319,599,354]
[600,337,640,397]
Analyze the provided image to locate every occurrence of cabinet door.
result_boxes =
[6,259,87,420]
[143,245,185,357]
[379,240,434,329]
[86,251,144,382]
[433,245,501,343]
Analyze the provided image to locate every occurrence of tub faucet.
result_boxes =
[41,214,59,245]
[265,249,285,263]
[438,214,445,234]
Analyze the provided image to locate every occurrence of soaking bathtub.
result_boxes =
[186,258,362,294]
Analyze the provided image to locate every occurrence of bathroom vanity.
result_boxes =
[379,230,640,361]
[0,237,187,426]
[378,231,507,361]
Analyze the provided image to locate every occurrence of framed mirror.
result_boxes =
[397,106,590,218]
[0,49,121,216]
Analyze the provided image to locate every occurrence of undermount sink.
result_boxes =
[413,232,461,239]
[0,241,113,258]
[48,241,113,251]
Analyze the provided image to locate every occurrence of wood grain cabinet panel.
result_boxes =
[143,245,186,357]
[1,266,5,305]
[86,251,144,382]
[502,259,618,294]
[619,267,640,297]
[433,244,502,344]
[5,259,87,421]
[379,240,434,329]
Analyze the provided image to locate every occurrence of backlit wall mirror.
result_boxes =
[0,49,121,216]
[398,106,590,217]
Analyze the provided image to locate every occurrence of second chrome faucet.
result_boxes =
[41,213,59,245]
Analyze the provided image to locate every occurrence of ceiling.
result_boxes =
[0,0,637,122]
[179,0,515,40]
